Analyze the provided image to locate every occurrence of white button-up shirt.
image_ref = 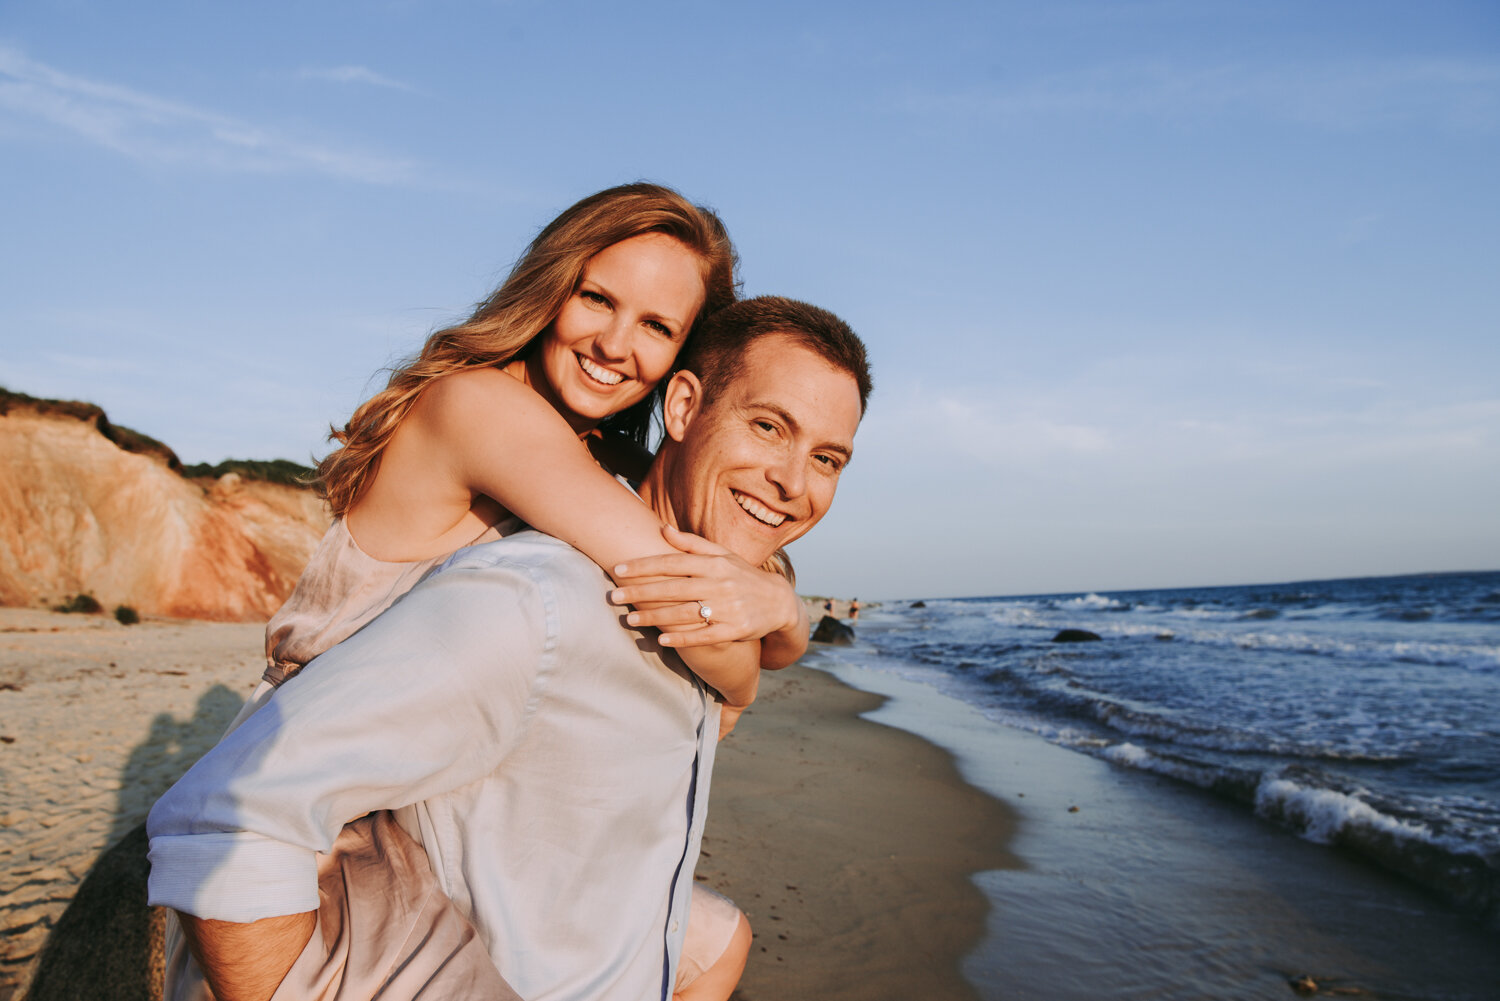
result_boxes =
[147,530,719,1001]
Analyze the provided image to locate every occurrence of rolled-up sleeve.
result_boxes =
[147,553,556,923]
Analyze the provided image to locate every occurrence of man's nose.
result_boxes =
[768,452,807,500]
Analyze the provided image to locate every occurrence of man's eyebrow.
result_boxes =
[753,401,854,460]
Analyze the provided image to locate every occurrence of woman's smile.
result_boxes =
[577,353,624,386]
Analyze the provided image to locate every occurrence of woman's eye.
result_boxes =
[754,420,778,434]
[580,290,608,306]
[646,320,673,337]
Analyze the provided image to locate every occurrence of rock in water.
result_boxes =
[811,615,855,645]
[1051,628,1102,643]
[22,823,164,1001]
[910,600,926,608]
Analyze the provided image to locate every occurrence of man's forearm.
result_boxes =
[177,910,316,1001]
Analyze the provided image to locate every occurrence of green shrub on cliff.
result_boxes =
[53,594,103,614]
[1,386,182,471]
[180,458,316,487]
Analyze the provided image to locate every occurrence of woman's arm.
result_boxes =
[407,371,762,705]
[610,527,811,670]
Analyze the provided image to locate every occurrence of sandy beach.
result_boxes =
[0,607,1011,1000]
[0,608,266,999]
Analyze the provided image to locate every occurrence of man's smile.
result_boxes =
[577,354,625,386]
[732,490,788,527]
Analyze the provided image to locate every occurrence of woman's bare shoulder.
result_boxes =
[409,366,545,430]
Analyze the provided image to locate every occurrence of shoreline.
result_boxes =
[815,655,1500,1000]
[701,656,1019,1000]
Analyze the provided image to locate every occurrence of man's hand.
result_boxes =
[177,910,316,1001]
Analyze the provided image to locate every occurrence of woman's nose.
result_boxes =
[594,318,632,360]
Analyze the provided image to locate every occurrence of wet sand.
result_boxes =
[702,664,1019,1001]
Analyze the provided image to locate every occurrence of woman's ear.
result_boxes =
[661,370,704,444]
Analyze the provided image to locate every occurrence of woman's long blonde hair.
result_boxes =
[317,183,739,516]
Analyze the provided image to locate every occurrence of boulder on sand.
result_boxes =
[1051,628,1102,643]
[811,615,855,645]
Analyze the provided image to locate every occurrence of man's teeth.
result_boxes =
[578,355,624,386]
[734,492,786,527]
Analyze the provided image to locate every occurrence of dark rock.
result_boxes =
[22,822,165,1001]
[910,600,926,609]
[1051,629,1102,643]
[811,615,855,645]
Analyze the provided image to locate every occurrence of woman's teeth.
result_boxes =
[734,492,786,527]
[578,355,624,386]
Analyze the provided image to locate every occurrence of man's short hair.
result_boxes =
[678,296,873,415]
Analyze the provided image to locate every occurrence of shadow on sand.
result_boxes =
[21,685,243,1001]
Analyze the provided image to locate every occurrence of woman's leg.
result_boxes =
[674,885,752,1001]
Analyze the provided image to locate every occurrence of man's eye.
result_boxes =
[754,420,777,433]
[814,454,843,470]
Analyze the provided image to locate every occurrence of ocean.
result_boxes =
[809,570,1500,997]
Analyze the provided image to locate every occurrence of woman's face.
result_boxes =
[530,232,706,432]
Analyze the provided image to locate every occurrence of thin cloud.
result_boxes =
[899,57,1500,132]
[296,65,417,92]
[870,389,1114,466]
[0,45,416,183]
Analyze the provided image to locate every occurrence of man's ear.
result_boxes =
[661,370,705,444]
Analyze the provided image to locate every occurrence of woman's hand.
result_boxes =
[610,526,802,651]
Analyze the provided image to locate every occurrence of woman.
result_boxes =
[249,182,806,726]
[174,183,791,1001]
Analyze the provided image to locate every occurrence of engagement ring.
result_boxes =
[698,601,713,623]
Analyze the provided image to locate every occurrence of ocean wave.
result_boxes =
[1102,742,1260,801]
[1254,775,1500,919]
[1055,593,1131,612]
[1097,744,1500,920]
[1255,776,1432,845]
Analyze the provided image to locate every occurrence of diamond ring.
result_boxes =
[698,601,714,623]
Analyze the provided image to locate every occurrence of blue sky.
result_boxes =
[2,1,1497,599]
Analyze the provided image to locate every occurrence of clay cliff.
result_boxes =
[0,392,329,622]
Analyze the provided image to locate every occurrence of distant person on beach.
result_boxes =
[148,297,872,1001]
[850,597,860,621]
[151,186,813,1001]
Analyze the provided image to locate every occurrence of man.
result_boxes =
[147,296,872,1001]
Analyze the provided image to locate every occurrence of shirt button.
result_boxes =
[670,921,680,933]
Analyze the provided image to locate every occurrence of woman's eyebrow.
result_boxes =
[582,276,685,330]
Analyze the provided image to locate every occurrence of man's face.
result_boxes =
[661,333,863,566]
